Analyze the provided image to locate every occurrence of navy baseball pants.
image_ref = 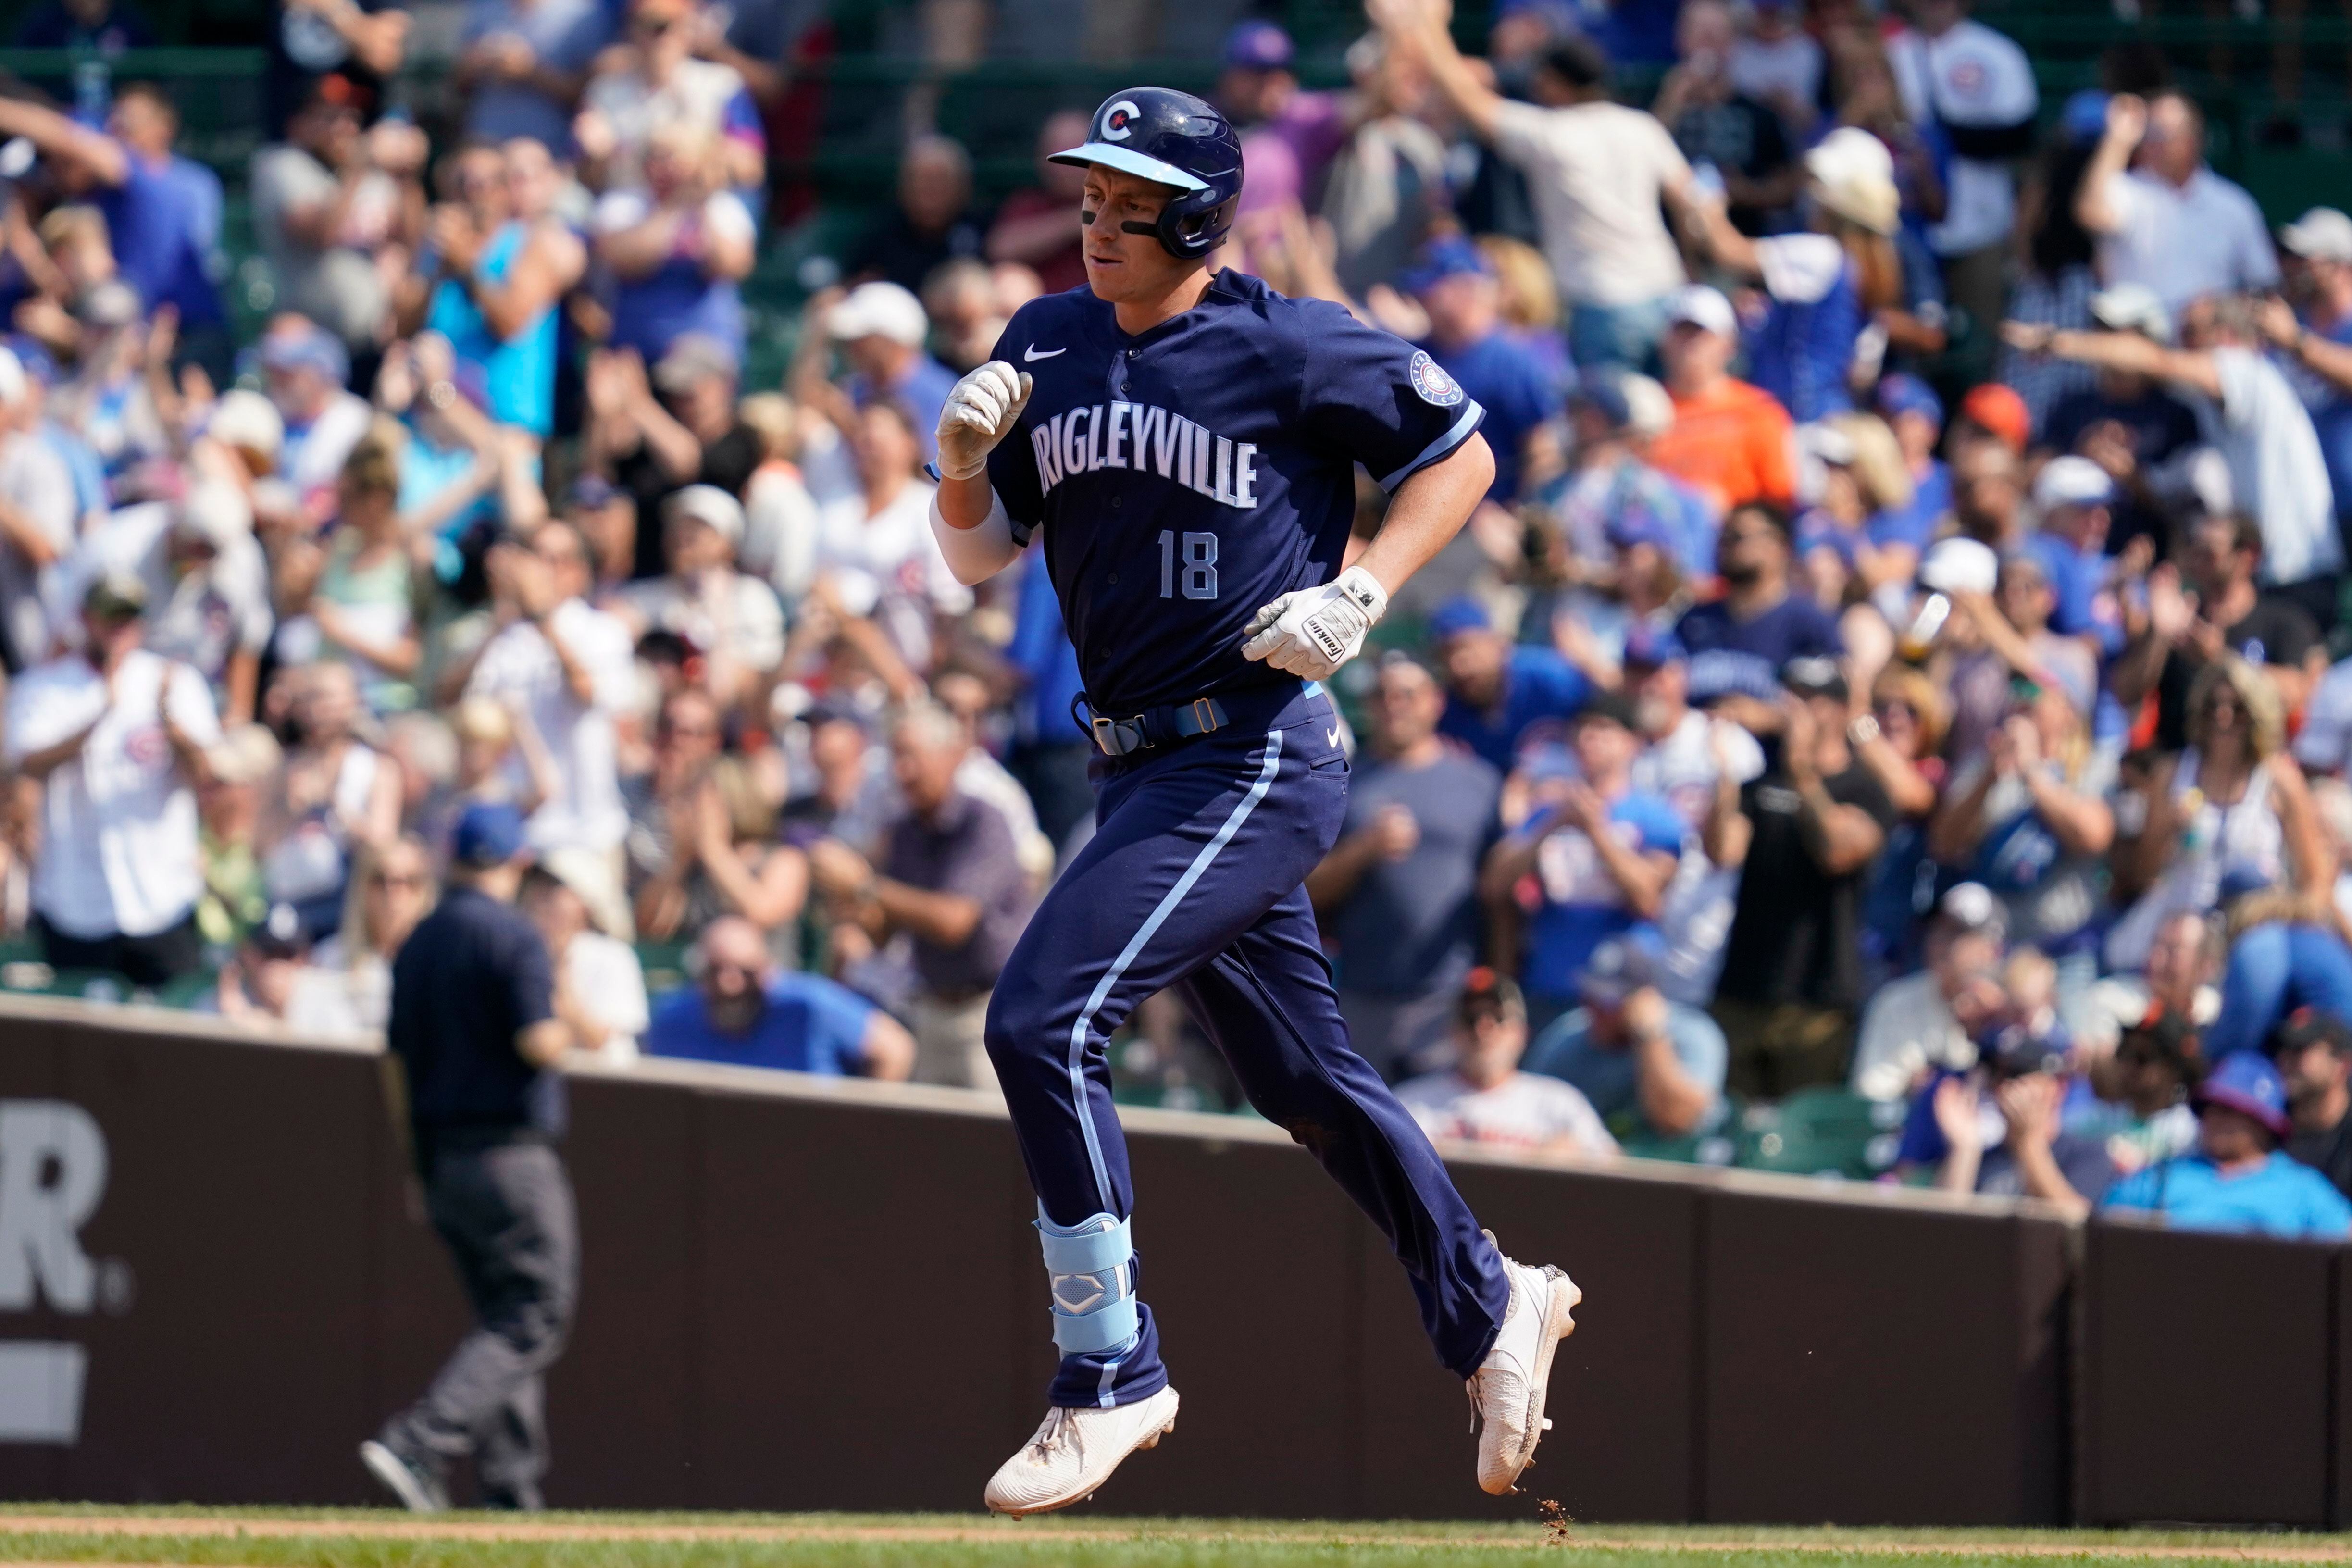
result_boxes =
[983,682,1510,1410]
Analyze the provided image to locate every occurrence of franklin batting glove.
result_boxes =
[936,361,1034,481]
[1240,565,1388,680]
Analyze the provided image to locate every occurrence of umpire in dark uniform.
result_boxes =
[362,802,577,1512]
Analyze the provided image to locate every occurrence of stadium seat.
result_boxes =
[1733,1088,1906,1181]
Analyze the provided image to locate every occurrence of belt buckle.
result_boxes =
[1188,697,1222,734]
[1091,714,1148,756]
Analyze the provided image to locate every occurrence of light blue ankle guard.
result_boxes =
[1036,1207,1138,1356]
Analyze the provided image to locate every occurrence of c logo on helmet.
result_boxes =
[1100,100,1141,142]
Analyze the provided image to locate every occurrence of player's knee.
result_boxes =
[983,981,1056,1073]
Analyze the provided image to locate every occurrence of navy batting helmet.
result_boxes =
[1051,87,1243,261]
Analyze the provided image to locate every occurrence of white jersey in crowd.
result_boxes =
[44,500,273,672]
[1634,710,1765,1006]
[1487,99,1691,308]
[1394,1069,1619,1157]
[279,390,375,498]
[565,929,651,1060]
[4,648,220,938]
[1849,969,1976,1102]
[580,56,752,194]
[618,570,787,676]
[2192,348,2339,587]
[0,428,75,666]
[1887,20,2037,257]
[2093,167,2278,315]
[465,597,636,853]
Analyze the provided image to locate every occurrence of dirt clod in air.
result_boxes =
[1538,1498,1575,1545]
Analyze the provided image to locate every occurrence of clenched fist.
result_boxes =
[936,361,1033,481]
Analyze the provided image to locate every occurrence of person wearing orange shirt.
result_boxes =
[1647,285,1797,511]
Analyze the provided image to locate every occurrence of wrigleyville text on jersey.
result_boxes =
[1029,401,1263,509]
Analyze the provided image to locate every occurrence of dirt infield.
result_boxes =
[1,1515,2350,1560]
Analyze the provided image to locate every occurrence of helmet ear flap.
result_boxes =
[1157,191,1239,261]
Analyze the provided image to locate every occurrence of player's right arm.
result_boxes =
[930,361,1036,585]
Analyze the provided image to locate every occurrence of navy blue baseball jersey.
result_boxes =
[984,270,1486,717]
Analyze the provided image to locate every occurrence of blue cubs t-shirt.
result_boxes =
[1426,329,1561,504]
[2103,1150,2352,1240]
[1437,644,1591,772]
[986,272,1484,717]
[645,972,877,1076]
[1675,593,1844,707]
[1517,790,1685,999]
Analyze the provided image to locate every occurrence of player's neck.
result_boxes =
[1110,265,1216,337]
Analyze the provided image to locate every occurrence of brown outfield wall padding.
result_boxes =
[0,1001,2337,1525]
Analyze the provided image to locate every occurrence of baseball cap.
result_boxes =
[248,901,311,960]
[1400,236,1495,296]
[2272,1007,2352,1060]
[260,321,350,385]
[1959,383,2030,454]
[1573,687,1642,732]
[665,483,746,548]
[2193,1050,2293,1139]
[1803,127,1901,236]
[1936,880,2006,940]
[1428,596,1492,640]
[1780,654,1847,703]
[82,569,147,621]
[826,281,929,348]
[652,332,739,394]
[1622,373,1674,439]
[1920,534,2001,596]
[1456,965,1526,1024]
[1578,934,1657,1008]
[1622,625,1686,668]
[1569,374,1633,431]
[452,801,530,869]
[1667,284,1738,338]
[1875,372,1944,431]
[2089,282,2174,343]
[535,846,633,940]
[2280,206,2352,264]
[1221,18,1294,69]
[1605,506,1677,553]
[2033,454,2117,511]
[209,388,285,461]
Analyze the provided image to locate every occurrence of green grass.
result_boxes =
[0,1509,2347,1568]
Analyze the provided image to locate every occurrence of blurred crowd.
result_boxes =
[7,0,2352,1239]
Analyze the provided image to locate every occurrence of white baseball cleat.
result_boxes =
[1466,1232,1580,1495]
[983,1385,1181,1517]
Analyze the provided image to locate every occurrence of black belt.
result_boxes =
[1070,682,1313,758]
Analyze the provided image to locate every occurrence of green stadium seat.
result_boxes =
[1733,1087,1907,1180]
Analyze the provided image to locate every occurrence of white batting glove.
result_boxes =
[935,361,1033,481]
[1240,566,1389,680]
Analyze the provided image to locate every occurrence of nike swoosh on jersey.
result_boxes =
[1023,345,1067,361]
[1325,724,1342,746]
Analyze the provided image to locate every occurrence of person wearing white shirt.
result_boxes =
[0,346,76,671]
[261,322,376,497]
[1849,884,2010,1101]
[2075,92,2278,316]
[812,401,970,672]
[1885,0,2036,348]
[445,521,637,873]
[1394,969,1619,1159]
[2005,296,2340,612]
[523,852,651,1060]
[615,483,786,711]
[1372,5,1697,371]
[4,572,222,984]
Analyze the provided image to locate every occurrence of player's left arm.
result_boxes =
[1245,306,1493,679]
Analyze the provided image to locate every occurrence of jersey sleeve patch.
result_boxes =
[1407,350,1466,408]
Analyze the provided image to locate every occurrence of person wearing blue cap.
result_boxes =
[1406,236,1563,504]
[1868,374,1952,569]
[1217,19,1350,219]
[1521,933,1729,1143]
[2100,1050,2352,1238]
[1429,595,1593,772]
[365,799,578,1513]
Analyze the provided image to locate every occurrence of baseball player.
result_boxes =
[929,88,1580,1516]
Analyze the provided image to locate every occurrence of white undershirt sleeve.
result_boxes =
[928,484,1024,586]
